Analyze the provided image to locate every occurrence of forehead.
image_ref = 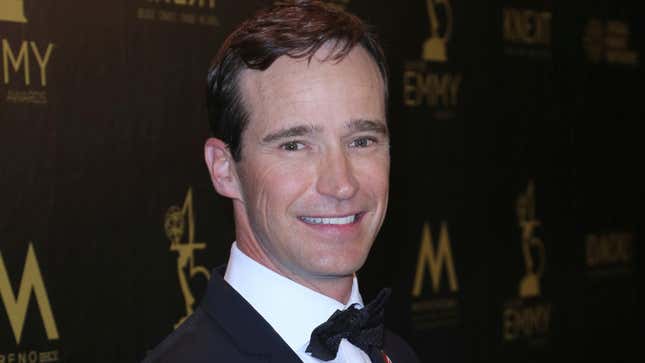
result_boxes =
[238,45,386,135]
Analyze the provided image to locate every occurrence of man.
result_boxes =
[144,1,419,362]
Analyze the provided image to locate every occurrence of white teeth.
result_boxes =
[301,215,356,225]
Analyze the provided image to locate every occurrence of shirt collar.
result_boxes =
[224,242,364,353]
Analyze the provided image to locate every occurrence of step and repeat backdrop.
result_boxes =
[1,0,642,362]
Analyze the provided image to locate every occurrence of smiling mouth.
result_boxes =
[299,214,361,225]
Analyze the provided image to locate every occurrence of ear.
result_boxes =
[204,138,242,200]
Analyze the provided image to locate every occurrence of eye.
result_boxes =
[350,137,376,148]
[280,141,305,151]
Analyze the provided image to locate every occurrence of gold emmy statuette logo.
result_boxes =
[0,243,59,344]
[422,0,452,62]
[516,181,545,298]
[0,0,27,23]
[503,187,551,342]
[412,222,458,297]
[403,0,461,113]
[165,188,211,328]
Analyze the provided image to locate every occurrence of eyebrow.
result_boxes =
[346,119,389,136]
[261,119,388,144]
[261,124,320,143]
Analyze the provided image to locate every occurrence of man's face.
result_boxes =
[233,45,389,281]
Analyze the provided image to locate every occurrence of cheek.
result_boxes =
[356,155,390,194]
[245,160,314,216]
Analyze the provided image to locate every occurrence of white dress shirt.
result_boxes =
[224,242,373,363]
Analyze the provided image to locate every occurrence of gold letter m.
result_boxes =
[412,222,459,297]
[0,242,59,344]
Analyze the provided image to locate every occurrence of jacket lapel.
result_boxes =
[201,267,303,363]
[368,348,387,363]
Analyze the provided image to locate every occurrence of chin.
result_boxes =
[309,251,368,277]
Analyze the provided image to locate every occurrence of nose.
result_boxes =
[316,148,359,200]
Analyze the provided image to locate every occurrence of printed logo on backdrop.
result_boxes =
[502,3,552,59]
[585,232,633,278]
[411,221,460,330]
[0,0,27,22]
[137,0,219,27]
[0,243,60,362]
[583,18,639,67]
[165,188,211,328]
[502,181,552,346]
[403,0,462,120]
[1,0,56,105]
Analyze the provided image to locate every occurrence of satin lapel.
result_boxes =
[368,348,387,363]
[201,267,303,363]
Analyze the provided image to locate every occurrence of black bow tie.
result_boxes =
[305,288,391,361]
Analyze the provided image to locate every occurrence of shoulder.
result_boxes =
[141,308,236,363]
[383,329,421,363]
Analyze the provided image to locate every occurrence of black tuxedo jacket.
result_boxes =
[143,268,420,363]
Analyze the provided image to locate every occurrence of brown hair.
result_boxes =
[206,0,388,161]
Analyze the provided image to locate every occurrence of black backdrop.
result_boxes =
[1,0,642,362]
